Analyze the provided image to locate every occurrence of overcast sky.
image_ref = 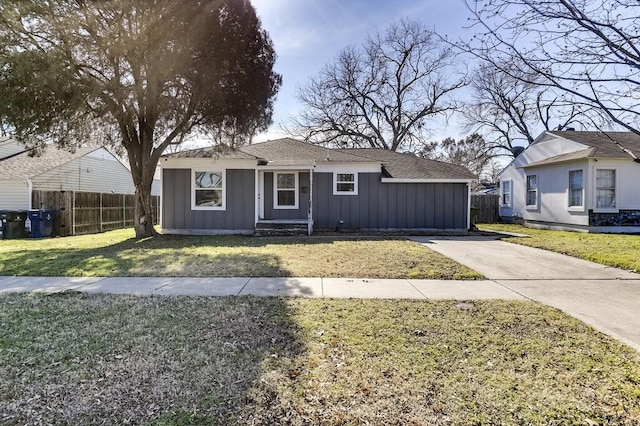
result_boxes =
[250,0,474,142]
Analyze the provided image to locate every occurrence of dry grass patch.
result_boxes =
[1,294,639,425]
[480,224,640,272]
[0,229,481,279]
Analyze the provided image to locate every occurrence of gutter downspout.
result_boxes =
[467,182,472,231]
[308,164,314,236]
[26,179,33,210]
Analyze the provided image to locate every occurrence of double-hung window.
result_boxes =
[501,180,512,207]
[333,172,358,195]
[596,169,616,209]
[274,172,298,209]
[568,170,583,208]
[526,174,538,208]
[193,170,225,210]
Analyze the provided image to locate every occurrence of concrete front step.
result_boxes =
[255,221,309,236]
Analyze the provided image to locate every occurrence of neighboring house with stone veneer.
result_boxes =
[160,138,476,235]
[499,131,640,233]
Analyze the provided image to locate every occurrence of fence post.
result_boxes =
[100,193,103,233]
[72,191,76,236]
[123,193,126,228]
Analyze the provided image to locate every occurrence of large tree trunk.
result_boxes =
[133,180,158,238]
[133,172,157,238]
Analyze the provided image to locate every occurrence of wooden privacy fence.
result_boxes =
[32,190,159,236]
[471,194,500,224]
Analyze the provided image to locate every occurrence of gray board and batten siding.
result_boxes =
[263,171,310,220]
[163,168,469,233]
[313,172,468,231]
[162,168,256,232]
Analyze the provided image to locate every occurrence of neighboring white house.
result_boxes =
[0,137,160,210]
[499,130,640,233]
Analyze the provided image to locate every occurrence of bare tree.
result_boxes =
[420,133,493,178]
[288,19,466,152]
[463,63,587,155]
[460,0,640,136]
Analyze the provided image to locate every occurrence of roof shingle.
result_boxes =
[0,145,100,180]
[341,148,477,180]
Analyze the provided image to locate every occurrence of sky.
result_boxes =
[250,0,474,142]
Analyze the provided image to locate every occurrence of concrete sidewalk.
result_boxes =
[0,275,525,300]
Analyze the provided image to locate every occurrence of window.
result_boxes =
[568,170,583,208]
[333,172,358,195]
[193,170,225,210]
[526,175,538,208]
[596,169,616,209]
[274,172,298,209]
[501,180,512,207]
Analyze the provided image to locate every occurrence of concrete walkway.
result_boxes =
[2,235,639,352]
[0,275,524,300]
[410,236,640,353]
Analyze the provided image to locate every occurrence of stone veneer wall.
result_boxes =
[589,210,640,227]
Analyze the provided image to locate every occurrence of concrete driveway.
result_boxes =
[410,236,640,352]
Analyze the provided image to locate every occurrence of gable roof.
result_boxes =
[162,138,476,180]
[342,148,477,180]
[239,138,373,166]
[546,131,640,160]
[0,144,101,180]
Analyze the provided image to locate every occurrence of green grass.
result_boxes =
[479,224,640,272]
[1,294,639,424]
[0,229,481,279]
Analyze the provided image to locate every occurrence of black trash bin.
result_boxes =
[2,211,28,239]
[28,209,56,238]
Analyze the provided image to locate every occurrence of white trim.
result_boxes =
[315,162,380,173]
[567,168,585,212]
[273,171,299,210]
[501,179,512,208]
[333,171,358,195]
[525,173,538,210]
[380,178,474,183]
[191,169,226,211]
[161,157,257,170]
[258,164,314,170]
[258,171,265,219]
[254,169,260,225]
[593,167,618,213]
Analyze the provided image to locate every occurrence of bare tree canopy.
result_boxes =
[289,19,465,152]
[463,63,587,156]
[419,133,495,179]
[0,0,281,238]
[461,0,640,135]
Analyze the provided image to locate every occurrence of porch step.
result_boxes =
[255,221,309,236]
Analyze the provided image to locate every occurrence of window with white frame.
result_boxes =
[193,170,225,210]
[596,169,616,209]
[333,172,358,195]
[568,170,583,208]
[526,174,538,208]
[274,172,298,209]
[501,180,512,207]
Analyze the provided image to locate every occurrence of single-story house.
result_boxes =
[499,130,640,233]
[160,138,476,235]
[0,137,160,210]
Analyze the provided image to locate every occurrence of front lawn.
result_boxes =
[1,294,639,424]
[0,229,481,279]
[480,224,640,272]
